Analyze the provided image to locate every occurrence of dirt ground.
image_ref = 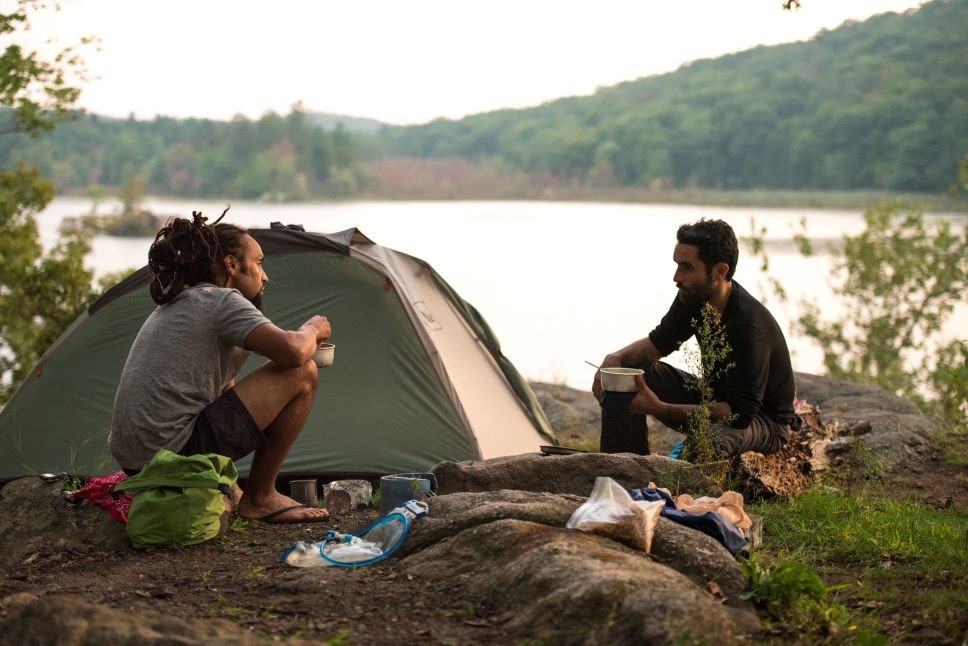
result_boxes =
[0,500,523,644]
[1,409,966,645]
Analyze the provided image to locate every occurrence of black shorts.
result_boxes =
[178,388,267,460]
[121,390,265,477]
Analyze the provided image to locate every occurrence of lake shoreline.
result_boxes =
[53,187,968,213]
[36,197,966,389]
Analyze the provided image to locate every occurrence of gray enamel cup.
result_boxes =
[313,343,335,368]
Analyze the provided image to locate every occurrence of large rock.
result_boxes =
[794,372,944,468]
[0,477,130,570]
[531,382,683,455]
[402,518,760,644]
[400,489,585,557]
[532,374,947,472]
[431,452,720,498]
[795,373,920,414]
[531,382,600,437]
[403,490,750,605]
[0,596,280,645]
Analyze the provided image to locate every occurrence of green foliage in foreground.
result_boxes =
[746,198,967,434]
[748,488,968,641]
[0,3,100,404]
[683,303,735,467]
[799,201,967,431]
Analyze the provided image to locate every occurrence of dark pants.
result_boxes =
[600,361,789,457]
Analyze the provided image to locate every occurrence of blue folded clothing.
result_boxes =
[598,391,637,417]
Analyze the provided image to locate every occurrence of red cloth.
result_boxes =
[69,470,132,524]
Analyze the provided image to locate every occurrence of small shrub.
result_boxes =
[681,303,736,485]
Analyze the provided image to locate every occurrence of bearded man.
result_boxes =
[110,210,331,524]
[591,218,797,457]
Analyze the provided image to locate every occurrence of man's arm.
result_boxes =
[604,337,662,369]
[592,337,662,398]
[243,315,331,368]
[626,373,734,425]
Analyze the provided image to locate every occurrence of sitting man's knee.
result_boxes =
[293,359,318,392]
[304,359,318,383]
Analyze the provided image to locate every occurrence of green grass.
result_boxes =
[754,489,968,569]
[748,487,968,641]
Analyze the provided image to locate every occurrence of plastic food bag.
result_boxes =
[566,476,664,553]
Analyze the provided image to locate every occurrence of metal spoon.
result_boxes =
[584,360,602,371]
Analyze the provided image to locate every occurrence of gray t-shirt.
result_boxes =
[110,283,270,469]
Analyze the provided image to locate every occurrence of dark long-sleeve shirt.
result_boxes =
[648,281,796,428]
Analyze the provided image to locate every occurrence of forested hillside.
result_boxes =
[380,0,967,193]
[1,0,965,199]
[0,109,365,200]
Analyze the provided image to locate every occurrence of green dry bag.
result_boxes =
[114,449,238,549]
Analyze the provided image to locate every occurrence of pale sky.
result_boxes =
[20,0,926,125]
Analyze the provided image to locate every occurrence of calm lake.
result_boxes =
[36,197,967,390]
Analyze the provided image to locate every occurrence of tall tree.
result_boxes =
[0,1,95,403]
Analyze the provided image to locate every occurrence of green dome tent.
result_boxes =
[0,227,555,481]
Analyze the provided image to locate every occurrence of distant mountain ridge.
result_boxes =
[2,0,965,198]
[377,0,968,193]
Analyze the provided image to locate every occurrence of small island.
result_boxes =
[63,177,166,238]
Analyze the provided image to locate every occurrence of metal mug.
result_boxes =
[289,479,318,507]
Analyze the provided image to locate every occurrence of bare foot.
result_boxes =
[236,490,329,522]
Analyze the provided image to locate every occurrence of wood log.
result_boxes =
[323,479,373,513]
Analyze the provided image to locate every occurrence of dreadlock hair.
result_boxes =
[147,205,245,304]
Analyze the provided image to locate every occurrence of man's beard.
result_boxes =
[676,280,714,306]
[249,292,265,312]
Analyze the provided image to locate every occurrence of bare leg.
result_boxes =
[231,360,328,522]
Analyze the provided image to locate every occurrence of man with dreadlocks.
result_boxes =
[110,209,331,523]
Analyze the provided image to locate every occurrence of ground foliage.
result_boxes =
[1,405,965,644]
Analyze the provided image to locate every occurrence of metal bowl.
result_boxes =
[600,367,643,392]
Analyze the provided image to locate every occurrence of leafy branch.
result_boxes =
[683,303,737,465]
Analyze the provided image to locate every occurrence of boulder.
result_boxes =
[0,596,279,645]
[403,489,750,605]
[794,373,920,414]
[431,452,720,498]
[402,518,760,644]
[0,477,130,570]
[400,489,585,557]
[533,374,947,474]
[531,382,683,455]
[794,372,944,468]
[531,382,600,436]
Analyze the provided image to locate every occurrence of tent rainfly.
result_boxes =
[0,227,555,481]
